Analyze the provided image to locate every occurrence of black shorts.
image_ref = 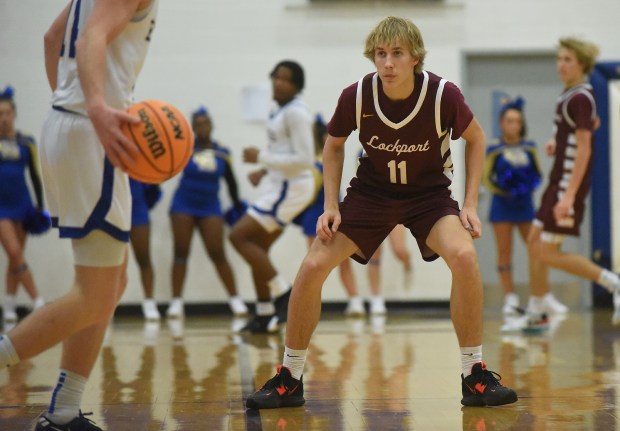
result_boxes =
[338,186,460,264]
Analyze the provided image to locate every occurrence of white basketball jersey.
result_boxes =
[263,97,315,180]
[51,0,158,116]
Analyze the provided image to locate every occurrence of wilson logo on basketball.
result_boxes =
[161,106,185,140]
[122,100,193,184]
[137,107,166,159]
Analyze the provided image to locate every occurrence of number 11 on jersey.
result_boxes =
[388,160,407,184]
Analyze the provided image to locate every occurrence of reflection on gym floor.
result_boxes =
[1,310,620,430]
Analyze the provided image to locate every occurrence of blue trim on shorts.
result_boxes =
[52,105,81,116]
[52,159,130,242]
[251,180,289,227]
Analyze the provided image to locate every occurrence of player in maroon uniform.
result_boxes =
[245,16,517,409]
[526,38,620,329]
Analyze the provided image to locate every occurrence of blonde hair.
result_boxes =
[364,16,427,74]
[559,37,600,75]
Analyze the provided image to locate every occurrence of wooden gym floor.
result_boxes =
[1,308,620,430]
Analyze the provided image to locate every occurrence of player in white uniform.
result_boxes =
[0,1,158,430]
[230,60,316,333]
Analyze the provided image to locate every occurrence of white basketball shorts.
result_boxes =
[248,172,315,233]
[40,108,131,242]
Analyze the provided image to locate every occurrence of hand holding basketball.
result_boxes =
[121,100,193,184]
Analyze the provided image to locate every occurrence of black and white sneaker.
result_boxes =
[246,365,305,409]
[35,411,102,431]
[461,362,518,407]
[238,314,279,334]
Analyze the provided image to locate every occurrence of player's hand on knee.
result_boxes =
[460,206,481,239]
[317,211,340,241]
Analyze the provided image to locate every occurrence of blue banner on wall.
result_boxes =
[590,62,620,305]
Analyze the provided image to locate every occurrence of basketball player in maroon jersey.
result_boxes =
[526,38,620,329]
[246,16,517,409]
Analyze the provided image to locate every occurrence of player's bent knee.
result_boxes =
[447,245,478,274]
[300,254,335,279]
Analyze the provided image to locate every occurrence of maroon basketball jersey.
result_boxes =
[548,83,597,201]
[328,71,473,197]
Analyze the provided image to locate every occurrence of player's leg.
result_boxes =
[168,213,194,318]
[197,216,247,316]
[539,239,605,280]
[130,224,159,320]
[518,222,566,314]
[40,238,128,427]
[4,234,126,360]
[286,233,358,348]
[427,215,517,407]
[230,214,282,298]
[427,215,482,347]
[246,232,358,409]
[229,214,283,332]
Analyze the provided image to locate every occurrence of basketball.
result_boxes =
[122,100,193,184]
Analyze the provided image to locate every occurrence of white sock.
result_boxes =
[256,301,275,316]
[461,346,482,377]
[528,295,546,315]
[267,274,289,297]
[283,346,306,380]
[598,269,620,293]
[47,369,87,425]
[0,335,20,368]
[3,294,16,310]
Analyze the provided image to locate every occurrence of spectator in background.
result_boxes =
[0,86,48,322]
[167,107,248,319]
[483,97,567,317]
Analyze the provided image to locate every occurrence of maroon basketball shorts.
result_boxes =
[338,186,460,264]
[534,184,586,237]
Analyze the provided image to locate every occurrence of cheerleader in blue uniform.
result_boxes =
[0,88,49,321]
[129,179,162,321]
[484,98,566,316]
[167,107,248,318]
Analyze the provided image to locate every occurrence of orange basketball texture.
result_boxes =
[122,100,193,184]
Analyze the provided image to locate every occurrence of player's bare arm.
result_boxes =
[75,0,146,170]
[553,128,592,222]
[44,3,72,92]
[317,134,347,241]
[459,117,485,238]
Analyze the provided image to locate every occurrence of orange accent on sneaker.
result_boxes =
[475,383,487,394]
[276,384,287,396]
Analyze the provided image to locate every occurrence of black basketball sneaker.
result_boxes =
[246,365,305,409]
[461,362,518,406]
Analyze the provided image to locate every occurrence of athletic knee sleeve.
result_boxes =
[72,230,126,267]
